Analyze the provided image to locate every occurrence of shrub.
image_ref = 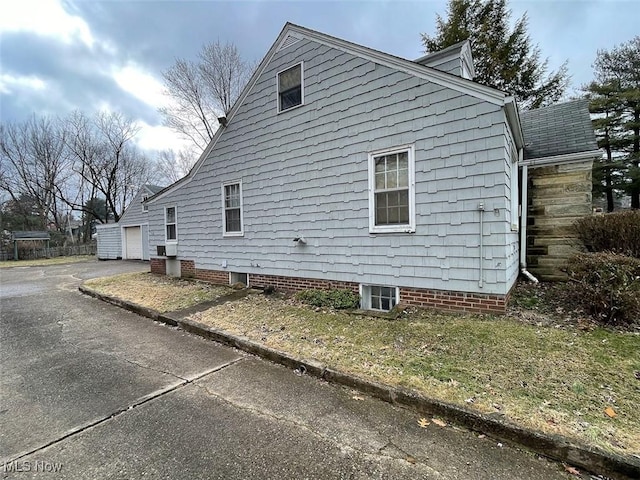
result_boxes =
[566,252,640,325]
[573,210,640,258]
[296,288,360,310]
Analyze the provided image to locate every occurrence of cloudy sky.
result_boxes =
[1,0,637,153]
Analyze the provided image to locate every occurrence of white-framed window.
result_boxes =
[222,181,243,236]
[277,62,303,112]
[142,195,148,213]
[368,145,416,233]
[360,285,399,312]
[165,206,177,242]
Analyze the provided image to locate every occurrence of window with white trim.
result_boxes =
[361,285,399,311]
[222,181,243,236]
[142,195,148,213]
[278,63,303,112]
[368,145,415,233]
[165,206,177,241]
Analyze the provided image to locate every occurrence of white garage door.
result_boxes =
[124,227,142,259]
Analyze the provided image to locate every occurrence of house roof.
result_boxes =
[147,22,522,204]
[12,231,50,240]
[145,185,163,195]
[520,99,598,160]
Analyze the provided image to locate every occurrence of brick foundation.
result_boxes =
[399,287,507,314]
[180,259,196,278]
[173,260,508,314]
[150,258,166,275]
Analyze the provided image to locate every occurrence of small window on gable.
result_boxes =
[165,206,177,241]
[361,285,398,312]
[142,195,148,213]
[222,181,243,236]
[278,63,303,112]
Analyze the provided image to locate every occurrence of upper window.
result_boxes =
[222,181,243,236]
[278,63,303,112]
[165,206,177,241]
[142,195,148,213]
[368,146,416,233]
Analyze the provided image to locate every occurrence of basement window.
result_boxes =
[360,285,399,311]
[230,272,248,286]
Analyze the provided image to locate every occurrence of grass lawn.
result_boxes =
[0,255,95,268]
[85,273,640,456]
[84,272,233,313]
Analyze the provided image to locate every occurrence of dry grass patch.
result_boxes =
[191,292,640,456]
[84,272,232,313]
[0,255,94,268]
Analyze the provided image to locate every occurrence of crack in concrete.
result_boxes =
[1,357,246,465]
[120,357,189,382]
[190,381,438,474]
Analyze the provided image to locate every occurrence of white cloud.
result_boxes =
[0,0,95,48]
[112,63,168,109]
[0,73,47,94]
[136,122,191,153]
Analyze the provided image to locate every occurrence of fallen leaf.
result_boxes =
[563,463,580,476]
[405,456,417,464]
[417,417,430,428]
[604,406,617,418]
[352,395,364,401]
[432,418,447,427]
[634,371,640,380]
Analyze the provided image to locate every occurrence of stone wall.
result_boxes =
[526,160,593,280]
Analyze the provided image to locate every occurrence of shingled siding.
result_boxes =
[148,38,518,298]
[526,160,593,280]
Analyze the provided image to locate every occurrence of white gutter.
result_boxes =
[518,149,539,283]
[520,150,602,168]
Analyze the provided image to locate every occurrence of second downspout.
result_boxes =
[519,150,539,283]
[478,202,485,288]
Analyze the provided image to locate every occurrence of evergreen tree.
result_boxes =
[422,0,568,109]
[585,36,640,209]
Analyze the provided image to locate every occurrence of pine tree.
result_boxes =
[422,0,568,109]
[586,36,640,209]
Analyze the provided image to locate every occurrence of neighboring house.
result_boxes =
[145,23,598,314]
[96,185,163,261]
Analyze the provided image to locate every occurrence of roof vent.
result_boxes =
[277,33,302,52]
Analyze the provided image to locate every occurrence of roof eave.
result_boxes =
[521,149,602,167]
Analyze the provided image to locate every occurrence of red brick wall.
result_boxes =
[150,258,166,275]
[249,273,359,295]
[399,287,507,314]
[174,263,508,314]
[180,260,196,278]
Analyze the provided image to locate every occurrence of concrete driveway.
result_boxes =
[0,260,574,479]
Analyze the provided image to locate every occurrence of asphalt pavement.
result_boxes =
[0,260,575,479]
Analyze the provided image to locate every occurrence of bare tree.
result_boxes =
[155,148,197,184]
[160,40,253,151]
[63,110,156,223]
[0,115,71,231]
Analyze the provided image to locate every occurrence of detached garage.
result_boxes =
[96,185,162,261]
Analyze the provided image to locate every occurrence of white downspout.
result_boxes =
[478,202,485,288]
[519,150,539,283]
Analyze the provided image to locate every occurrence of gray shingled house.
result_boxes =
[144,23,599,313]
[96,185,163,261]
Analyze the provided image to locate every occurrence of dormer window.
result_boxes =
[278,63,303,112]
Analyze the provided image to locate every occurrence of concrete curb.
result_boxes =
[79,285,640,480]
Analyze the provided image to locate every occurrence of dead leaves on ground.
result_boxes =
[417,417,447,429]
[562,463,581,476]
[604,406,617,418]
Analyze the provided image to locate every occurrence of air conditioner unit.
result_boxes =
[165,243,177,257]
